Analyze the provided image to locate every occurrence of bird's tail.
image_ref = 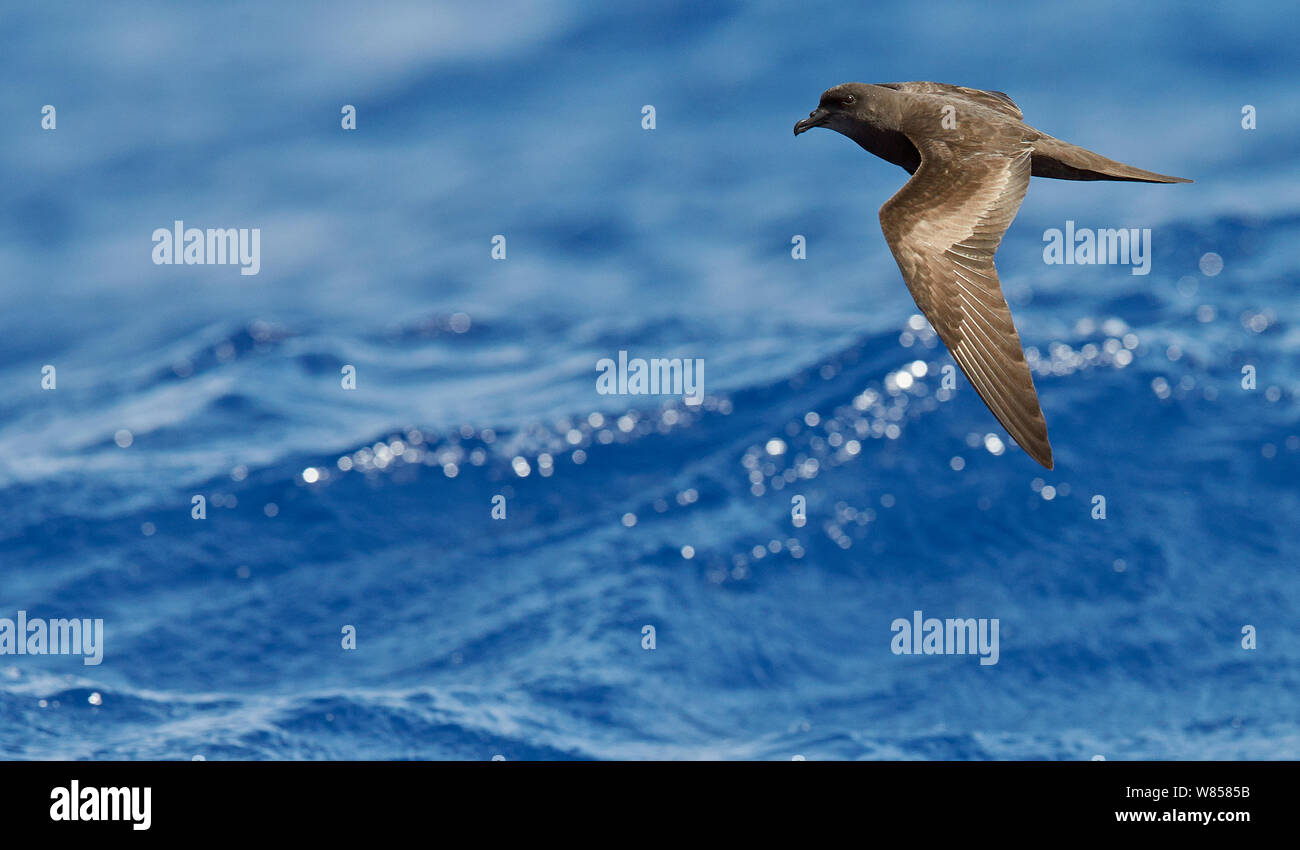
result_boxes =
[1031,134,1192,183]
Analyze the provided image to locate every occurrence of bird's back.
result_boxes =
[868,83,1191,184]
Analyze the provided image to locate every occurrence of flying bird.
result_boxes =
[794,82,1190,469]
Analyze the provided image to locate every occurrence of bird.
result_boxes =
[794,82,1190,469]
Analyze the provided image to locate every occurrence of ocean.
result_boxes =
[1,0,1297,759]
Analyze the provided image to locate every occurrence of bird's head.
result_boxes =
[793,83,875,136]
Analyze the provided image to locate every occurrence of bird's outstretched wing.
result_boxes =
[876,81,1022,119]
[878,130,1054,468]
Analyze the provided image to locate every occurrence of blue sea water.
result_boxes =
[1,1,1298,759]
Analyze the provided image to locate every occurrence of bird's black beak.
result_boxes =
[793,108,828,136]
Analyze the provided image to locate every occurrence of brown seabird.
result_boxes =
[794,82,1191,469]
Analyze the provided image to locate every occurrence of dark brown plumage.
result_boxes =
[794,81,1191,469]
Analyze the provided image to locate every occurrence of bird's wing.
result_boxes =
[877,82,1023,119]
[878,130,1053,468]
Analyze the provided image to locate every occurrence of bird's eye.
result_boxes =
[843,94,856,105]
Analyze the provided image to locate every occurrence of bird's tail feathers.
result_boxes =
[1031,135,1192,183]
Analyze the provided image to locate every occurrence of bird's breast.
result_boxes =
[845,124,921,174]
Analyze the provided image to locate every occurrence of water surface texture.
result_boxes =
[1,1,1297,759]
